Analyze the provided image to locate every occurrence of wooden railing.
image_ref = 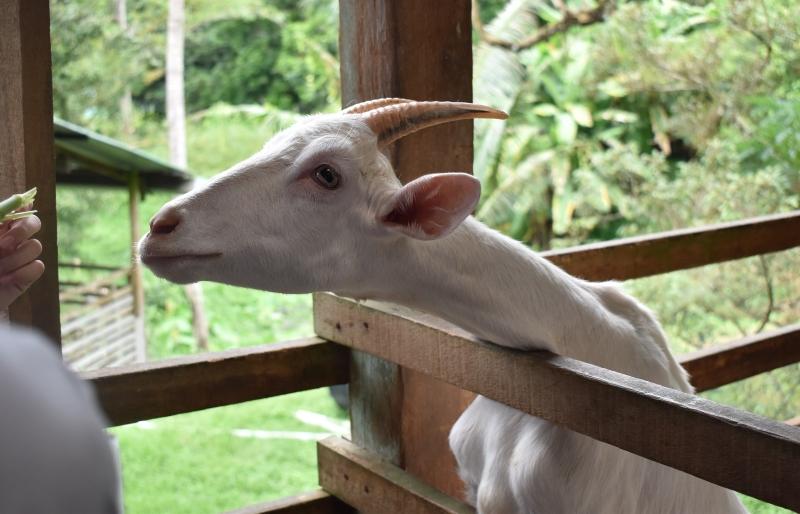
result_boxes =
[314,294,800,511]
[78,210,800,514]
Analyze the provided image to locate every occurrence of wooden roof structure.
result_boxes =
[54,117,194,193]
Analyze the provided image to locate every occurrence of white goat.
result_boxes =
[139,99,747,514]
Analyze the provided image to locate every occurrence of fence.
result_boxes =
[60,263,144,371]
[82,209,800,514]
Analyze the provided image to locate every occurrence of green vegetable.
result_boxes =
[0,188,37,223]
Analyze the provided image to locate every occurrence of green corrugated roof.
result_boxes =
[54,117,194,192]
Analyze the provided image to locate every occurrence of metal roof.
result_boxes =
[54,117,194,193]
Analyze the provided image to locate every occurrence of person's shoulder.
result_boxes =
[0,323,66,376]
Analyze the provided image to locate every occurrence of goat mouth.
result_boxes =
[140,253,222,266]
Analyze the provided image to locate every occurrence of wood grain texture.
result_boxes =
[314,293,800,511]
[222,490,353,514]
[84,338,349,426]
[542,210,800,281]
[348,350,404,464]
[318,437,475,514]
[680,324,800,392]
[338,0,473,497]
[0,0,61,344]
[339,0,473,183]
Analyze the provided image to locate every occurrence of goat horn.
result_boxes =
[341,98,413,115]
[361,101,508,146]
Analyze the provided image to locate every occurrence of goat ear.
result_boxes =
[382,173,481,240]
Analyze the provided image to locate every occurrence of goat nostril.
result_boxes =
[150,211,181,235]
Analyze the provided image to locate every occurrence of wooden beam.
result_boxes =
[338,0,475,498]
[128,173,146,361]
[318,437,475,514]
[0,0,61,344]
[542,210,800,281]
[314,293,800,511]
[680,324,800,392]
[83,337,349,426]
[222,490,353,514]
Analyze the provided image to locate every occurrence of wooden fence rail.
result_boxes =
[84,338,349,426]
[318,437,475,514]
[542,210,800,281]
[223,490,353,514]
[314,293,800,511]
[680,324,800,392]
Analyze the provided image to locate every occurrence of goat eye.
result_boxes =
[312,164,340,189]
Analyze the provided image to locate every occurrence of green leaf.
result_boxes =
[552,188,577,235]
[598,109,639,124]
[532,103,561,117]
[599,79,628,98]
[555,113,578,145]
[567,104,593,127]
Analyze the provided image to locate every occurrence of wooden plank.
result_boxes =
[62,294,133,339]
[680,324,800,392]
[0,0,61,344]
[64,317,135,363]
[542,210,800,281]
[70,331,136,370]
[314,293,800,511]
[348,350,404,464]
[60,286,132,325]
[58,266,130,301]
[128,174,147,361]
[84,338,350,426]
[339,0,406,468]
[318,437,475,514]
[338,0,474,497]
[222,490,353,514]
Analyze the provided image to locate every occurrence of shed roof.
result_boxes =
[54,117,194,193]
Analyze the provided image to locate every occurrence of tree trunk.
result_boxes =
[166,0,187,168]
[116,0,133,137]
[166,0,209,351]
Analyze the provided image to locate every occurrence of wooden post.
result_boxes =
[338,0,475,498]
[128,174,146,361]
[0,0,61,345]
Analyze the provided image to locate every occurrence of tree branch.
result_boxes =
[473,0,614,52]
[755,255,774,333]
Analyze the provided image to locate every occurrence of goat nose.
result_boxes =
[149,208,182,235]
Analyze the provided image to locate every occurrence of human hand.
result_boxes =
[0,214,44,311]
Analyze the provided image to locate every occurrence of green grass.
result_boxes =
[111,389,347,514]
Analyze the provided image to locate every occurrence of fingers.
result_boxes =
[0,215,41,256]
[0,260,45,311]
[0,239,42,275]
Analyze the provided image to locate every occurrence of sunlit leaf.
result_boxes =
[555,113,578,145]
[532,103,561,117]
[567,104,593,127]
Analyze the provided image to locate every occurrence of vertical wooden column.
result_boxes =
[339,0,476,498]
[129,174,147,361]
[0,0,61,345]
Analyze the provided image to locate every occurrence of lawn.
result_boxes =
[111,389,348,514]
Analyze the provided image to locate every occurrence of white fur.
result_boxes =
[139,113,747,514]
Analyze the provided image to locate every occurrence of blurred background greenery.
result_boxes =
[50,0,798,512]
